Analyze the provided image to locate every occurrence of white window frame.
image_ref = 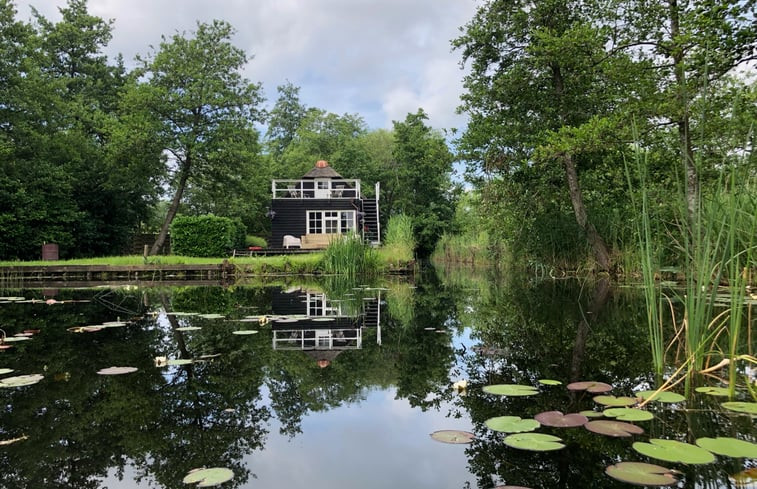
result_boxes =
[307,210,356,234]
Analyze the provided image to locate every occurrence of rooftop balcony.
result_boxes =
[272,179,361,200]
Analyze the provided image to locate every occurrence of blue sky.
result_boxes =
[14,0,479,131]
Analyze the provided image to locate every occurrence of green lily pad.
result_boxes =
[567,381,612,393]
[696,437,757,458]
[603,408,654,422]
[97,366,138,375]
[636,390,685,403]
[483,384,539,397]
[580,410,604,418]
[605,462,680,486]
[503,433,565,452]
[585,420,644,437]
[167,312,198,316]
[232,330,259,335]
[484,416,540,433]
[430,430,475,444]
[1,336,30,343]
[0,374,44,387]
[167,359,194,366]
[538,379,562,386]
[101,321,127,327]
[199,314,225,319]
[721,402,757,415]
[0,368,14,375]
[534,411,588,428]
[593,395,638,407]
[176,326,201,331]
[182,467,234,487]
[694,386,731,397]
[633,439,716,464]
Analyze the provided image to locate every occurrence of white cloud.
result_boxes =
[14,0,478,130]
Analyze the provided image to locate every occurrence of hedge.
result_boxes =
[171,215,246,257]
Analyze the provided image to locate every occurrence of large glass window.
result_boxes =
[307,210,355,234]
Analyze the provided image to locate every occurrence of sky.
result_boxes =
[13,0,480,131]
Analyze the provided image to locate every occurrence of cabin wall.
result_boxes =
[270,199,357,249]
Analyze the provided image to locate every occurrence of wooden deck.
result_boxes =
[0,263,236,284]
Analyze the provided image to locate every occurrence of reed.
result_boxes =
[321,233,379,279]
[379,214,415,269]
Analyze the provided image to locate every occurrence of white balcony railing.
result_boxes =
[272,179,361,199]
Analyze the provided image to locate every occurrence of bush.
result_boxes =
[245,235,268,248]
[171,215,245,257]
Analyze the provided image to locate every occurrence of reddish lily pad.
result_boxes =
[183,467,234,487]
[483,384,539,396]
[636,390,685,404]
[593,395,638,407]
[97,366,138,375]
[695,437,757,458]
[504,433,565,452]
[485,416,540,433]
[567,381,612,393]
[632,439,715,464]
[585,420,644,437]
[605,462,680,486]
[731,467,757,486]
[534,411,588,428]
[603,408,654,422]
[430,430,475,444]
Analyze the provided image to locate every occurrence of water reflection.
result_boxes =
[0,269,754,488]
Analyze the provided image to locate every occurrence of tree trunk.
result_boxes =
[563,153,612,271]
[669,0,698,228]
[150,156,191,256]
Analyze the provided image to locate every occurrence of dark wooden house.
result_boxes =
[269,160,380,249]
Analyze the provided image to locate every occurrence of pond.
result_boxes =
[0,269,754,488]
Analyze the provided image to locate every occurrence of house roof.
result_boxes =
[304,349,343,367]
[302,160,343,179]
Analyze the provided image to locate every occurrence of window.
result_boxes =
[307,210,355,235]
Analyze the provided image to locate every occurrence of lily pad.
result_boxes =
[101,321,127,327]
[585,420,644,437]
[503,433,565,452]
[199,314,225,319]
[182,467,234,487]
[167,359,194,366]
[593,395,638,407]
[694,386,730,397]
[632,439,716,464]
[580,410,604,418]
[567,381,613,393]
[605,462,680,486]
[696,437,757,458]
[538,379,562,386]
[1,336,30,343]
[534,411,588,428]
[636,390,685,403]
[483,384,539,397]
[484,416,540,433]
[176,326,201,331]
[731,467,757,486]
[67,326,103,333]
[97,366,138,375]
[0,374,44,387]
[430,430,475,444]
[603,408,654,422]
[721,402,757,415]
[0,368,14,375]
[232,330,259,335]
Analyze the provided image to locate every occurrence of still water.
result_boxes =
[0,269,754,488]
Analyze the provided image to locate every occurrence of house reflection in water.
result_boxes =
[270,287,381,367]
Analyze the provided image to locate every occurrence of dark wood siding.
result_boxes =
[270,199,357,249]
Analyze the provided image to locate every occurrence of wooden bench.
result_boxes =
[300,234,337,249]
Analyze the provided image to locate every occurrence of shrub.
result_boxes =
[245,235,268,248]
[171,215,244,257]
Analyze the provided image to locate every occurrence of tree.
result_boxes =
[265,81,307,158]
[453,0,651,270]
[130,20,265,255]
[391,109,457,256]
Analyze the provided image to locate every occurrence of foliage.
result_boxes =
[379,214,415,267]
[170,215,245,258]
[320,233,379,279]
[244,235,267,248]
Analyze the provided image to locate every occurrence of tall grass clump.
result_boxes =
[432,231,491,266]
[379,214,415,269]
[321,233,379,279]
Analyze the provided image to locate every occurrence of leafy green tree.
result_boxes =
[129,20,265,255]
[391,109,457,256]
[265,81,307,158]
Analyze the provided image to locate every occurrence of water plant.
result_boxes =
[321,233,379,279]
